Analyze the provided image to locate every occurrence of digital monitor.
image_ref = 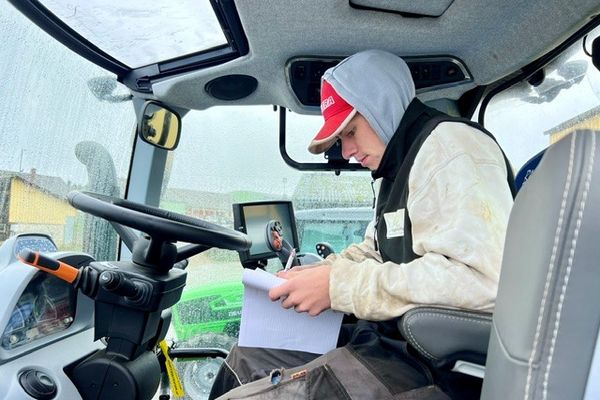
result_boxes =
[232,201,299,266]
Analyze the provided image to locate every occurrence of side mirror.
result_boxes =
[87,76,132,103]
[138,101,181,150]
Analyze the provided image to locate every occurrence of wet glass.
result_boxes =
[0,2,135,261]
[484,26,600,171]
[159,105,373,349]
[39,0,227,68]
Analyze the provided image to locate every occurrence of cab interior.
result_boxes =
[1,1,600,399]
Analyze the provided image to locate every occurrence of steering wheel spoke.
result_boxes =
[68,191,251,270]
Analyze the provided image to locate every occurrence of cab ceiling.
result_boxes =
[151,0,600,114]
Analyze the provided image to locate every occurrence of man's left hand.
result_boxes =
[268,264,332,316]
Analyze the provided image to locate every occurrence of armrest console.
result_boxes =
[398,307,492,369]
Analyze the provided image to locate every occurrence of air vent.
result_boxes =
[288,56,471,107]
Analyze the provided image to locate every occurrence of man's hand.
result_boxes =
[268,264,332,316]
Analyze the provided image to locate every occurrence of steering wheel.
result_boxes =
[57,191,251,399]
[68,191,251,252]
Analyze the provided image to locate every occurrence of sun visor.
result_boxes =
[350,0,454,17]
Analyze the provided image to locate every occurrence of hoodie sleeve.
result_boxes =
[328,122,513,320]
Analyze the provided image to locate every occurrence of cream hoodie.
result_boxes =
[326,122,514,320]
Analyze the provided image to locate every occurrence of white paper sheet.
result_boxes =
[238,268,344,354]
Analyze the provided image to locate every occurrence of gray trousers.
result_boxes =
[208,345,319,397]
[208,321,450,400]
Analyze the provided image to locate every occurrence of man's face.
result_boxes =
[339,113,386,170]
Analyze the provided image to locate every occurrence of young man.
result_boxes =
[210,49,514,399]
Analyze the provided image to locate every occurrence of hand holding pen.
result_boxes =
[284,248,296,271]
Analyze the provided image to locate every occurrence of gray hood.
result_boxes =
[322,49,415,145]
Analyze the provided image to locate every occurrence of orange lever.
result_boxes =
[18,249,80,284]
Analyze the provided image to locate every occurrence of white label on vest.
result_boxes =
[384,209,405,238]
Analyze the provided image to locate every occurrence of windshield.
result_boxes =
[160,105,373,346]
[0,2,135,260]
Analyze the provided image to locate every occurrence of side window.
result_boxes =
[484,27,600,172]
[160,106,372,345]
[0,2,136,260]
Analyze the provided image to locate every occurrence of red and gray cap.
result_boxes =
[308,50,415,154]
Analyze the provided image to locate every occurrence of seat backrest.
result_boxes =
[481,130,600,400]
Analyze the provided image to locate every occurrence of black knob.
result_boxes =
[19,369,57,400]
[315,242,334,258]
[99,270,139,298]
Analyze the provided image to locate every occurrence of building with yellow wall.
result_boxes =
[0,170,77,245]
[8,178,76,224]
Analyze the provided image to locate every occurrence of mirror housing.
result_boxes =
[87,76,132,103]
[137,101,181,150]
[278,107,365,174]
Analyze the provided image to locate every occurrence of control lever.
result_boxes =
[18,249,79,283]
[265,219,299,268]
[19,249,100,298]
[315,242,335,258]
[18,249,145,302]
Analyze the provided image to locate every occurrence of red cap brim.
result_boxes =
[308,108,356,154]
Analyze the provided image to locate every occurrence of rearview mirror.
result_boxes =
[138,101,181,150]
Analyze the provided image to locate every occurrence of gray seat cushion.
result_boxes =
[399,306,491,368]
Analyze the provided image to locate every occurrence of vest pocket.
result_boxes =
[307,365,352,400]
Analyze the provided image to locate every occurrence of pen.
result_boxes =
[284,248,296,271]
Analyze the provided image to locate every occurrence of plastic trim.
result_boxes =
[452,360,485,379]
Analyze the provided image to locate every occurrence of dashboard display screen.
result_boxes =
[1,273,75,350]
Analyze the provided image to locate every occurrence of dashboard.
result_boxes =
[1,273,75,350]
[0,234,76,350]
[0,233,100,400]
